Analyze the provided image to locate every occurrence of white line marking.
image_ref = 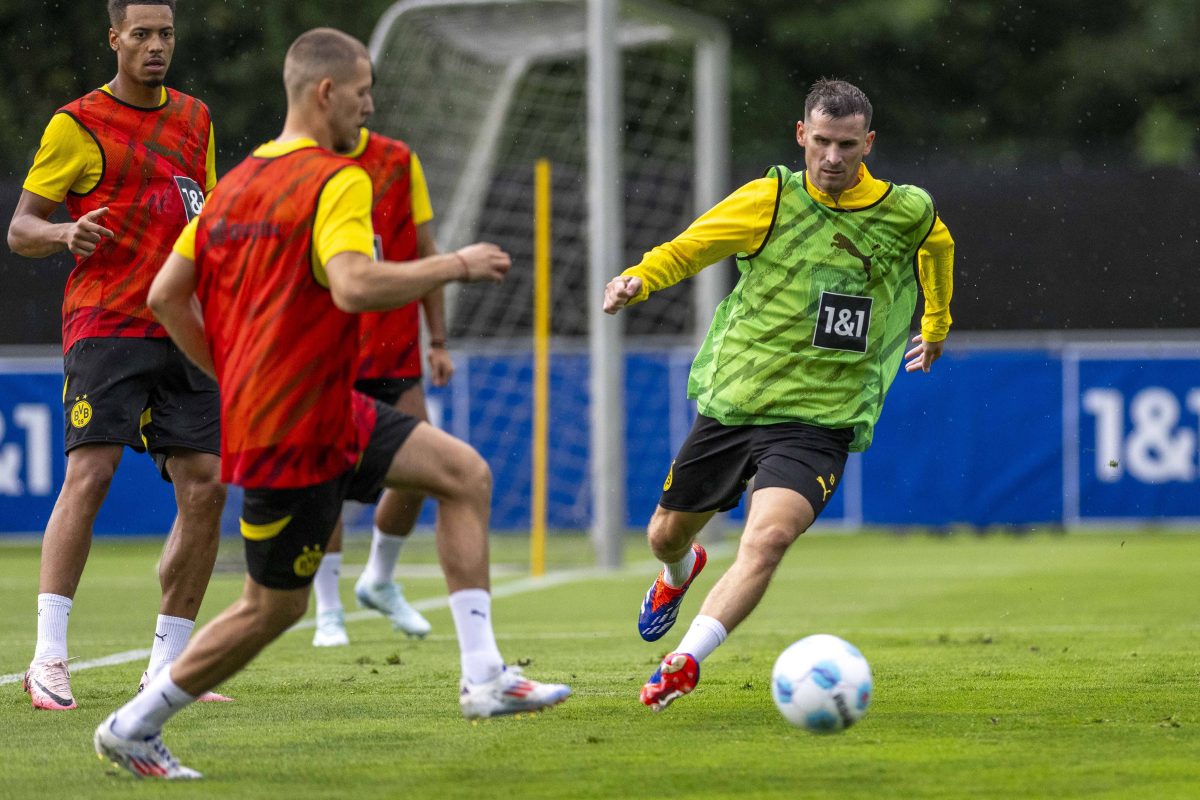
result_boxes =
[0,546,734,687]
[1,649,151,687]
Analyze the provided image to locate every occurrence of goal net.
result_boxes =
[369,0,728,543]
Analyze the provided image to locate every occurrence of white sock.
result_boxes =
[145,615,195,680]
[313,552,344,614]
[361,526,406,586]
[33,593,72,663]
[663,547,697,588]
[109,669,197,739]
[448,588,503,684]
[675,615,727,663]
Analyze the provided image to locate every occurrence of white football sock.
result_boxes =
[675,615,727,663]
[33,593,72,663]
[313,552,344,614]
[361,526,406,586]
[109,669,197,739]
[662,547,697,588]
[145,615,195,680]
[448,588,504,684]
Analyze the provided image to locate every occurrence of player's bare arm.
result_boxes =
[326,242,511,313]
[147,252,216,378]
[6,191,114,259]
[603,274,643,315]
[415,223,455,386]
[904,334,945,374]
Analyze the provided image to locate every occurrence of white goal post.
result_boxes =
[368,0,730,567]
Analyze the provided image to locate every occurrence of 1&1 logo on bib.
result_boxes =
[813,291,872,353]
[174,176,205,221]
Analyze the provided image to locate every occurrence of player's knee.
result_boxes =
[62,451,119,500]
[442,448,492,502]
[647,510,689,557]
[280,592,310,626]
[247,589,309,633]
[176,473,226,519]
[742,523,798,567]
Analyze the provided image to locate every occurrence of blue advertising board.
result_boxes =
[0,358,178,535]
[2,343,1198,535]
[1066,346,1200,524]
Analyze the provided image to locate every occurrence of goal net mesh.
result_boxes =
[370,0,709,530]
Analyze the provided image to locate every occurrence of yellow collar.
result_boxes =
[253,138,321,158]
[344,127,370,159]
[804,163,889,210]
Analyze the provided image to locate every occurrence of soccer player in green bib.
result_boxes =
[604,79,955,711]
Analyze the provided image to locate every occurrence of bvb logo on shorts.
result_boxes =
[662,461,675,491]
[293,544,324,578]
[70,396,93,429]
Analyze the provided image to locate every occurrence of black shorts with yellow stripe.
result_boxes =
[659,414,853,518]
[62,337,220,480]
[240,400,419,590]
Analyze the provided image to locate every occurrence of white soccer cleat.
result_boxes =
[94,714,201,780]
[459,666,571,719]
[24,659,77,710]
[312,609,350,647]
[354,577,432,638]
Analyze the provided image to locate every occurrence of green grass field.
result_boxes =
[1,529,1198,799]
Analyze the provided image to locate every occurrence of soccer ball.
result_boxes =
[771,634,872,732]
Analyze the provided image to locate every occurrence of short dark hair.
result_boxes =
[804,79,873,129]
[108,0,176,28]
[283,28,371,102]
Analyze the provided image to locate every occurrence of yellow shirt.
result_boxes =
[345,127,434,226]
[173,139,375,283]
[624,163,954,342]
[22,85,218,202]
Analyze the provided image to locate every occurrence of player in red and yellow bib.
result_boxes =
[311,128,448,646]
[93,29,570,780]
[6,0,226,713]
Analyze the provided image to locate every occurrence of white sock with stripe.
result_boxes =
[449,589,504,684]
[145,615,195,681]
[109,669,197,739]
[33,593,72,664]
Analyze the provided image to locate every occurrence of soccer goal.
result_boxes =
[369,0,729,566]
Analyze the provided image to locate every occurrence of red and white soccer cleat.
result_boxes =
[640,652,700,712]
[459,666,571,719]
[94,714,201,780]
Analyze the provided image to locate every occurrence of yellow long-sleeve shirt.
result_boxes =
[623,163,954,342]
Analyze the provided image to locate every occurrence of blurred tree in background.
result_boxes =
[0,0,1195,176]
[689,0,1198,168]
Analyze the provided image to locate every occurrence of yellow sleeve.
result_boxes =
[172,217,199,261]
[204,122,217,193]
[621,178,776,304]
[410,151,433,226]
[312,165,376,287]
[917,215,954,342]
[22,113,103,202]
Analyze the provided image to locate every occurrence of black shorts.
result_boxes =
[62,337,220,478]
[240,401,419,590]
[354,377,421,407]
[659,414,853,518]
